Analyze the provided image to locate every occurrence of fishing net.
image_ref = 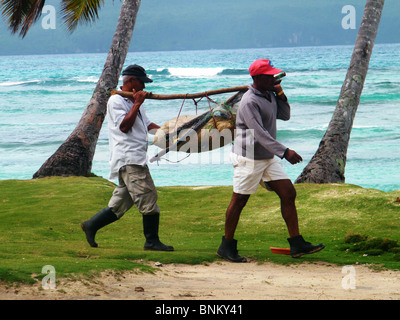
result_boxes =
[152,91,244,155]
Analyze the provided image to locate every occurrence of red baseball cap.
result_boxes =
[249,59,282,76]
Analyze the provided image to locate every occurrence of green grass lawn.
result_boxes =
[1,177,399,285]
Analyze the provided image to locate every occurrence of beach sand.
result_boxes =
[1,260,399,300]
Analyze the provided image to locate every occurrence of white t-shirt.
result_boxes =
[107,95,152,180]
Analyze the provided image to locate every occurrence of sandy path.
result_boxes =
[1,261,399,300]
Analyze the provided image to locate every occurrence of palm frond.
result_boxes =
[61,0,104,32]
[1,0,31,35]
[21,0,46,37]
[0,0,46,37]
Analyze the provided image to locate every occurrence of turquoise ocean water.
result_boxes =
[1,44,399,191]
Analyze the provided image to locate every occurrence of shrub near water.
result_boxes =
[343,233,399,256]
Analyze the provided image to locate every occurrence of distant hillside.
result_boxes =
[0,0,399,55]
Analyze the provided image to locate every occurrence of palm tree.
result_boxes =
[1,0,104,37]
[1,0,141,177]
[295,0,385,184]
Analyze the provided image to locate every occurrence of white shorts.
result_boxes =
[231,152,289,195]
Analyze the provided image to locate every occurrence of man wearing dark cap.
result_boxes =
[81,64,174,251]
[217,59,324,261]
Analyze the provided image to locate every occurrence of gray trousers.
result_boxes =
[108,165,160,219]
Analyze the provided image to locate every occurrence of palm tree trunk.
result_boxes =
[33,0,141,178]
[295,0,385,184]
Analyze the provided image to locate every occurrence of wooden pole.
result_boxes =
[110,72,285,100]
[110,85,249,100]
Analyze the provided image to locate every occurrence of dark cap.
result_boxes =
[122,64,153,83]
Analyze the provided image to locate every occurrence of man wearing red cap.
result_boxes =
[217,59,324,261]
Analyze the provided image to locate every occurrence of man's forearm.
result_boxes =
[276,91,288,102]
[119,103,141,133]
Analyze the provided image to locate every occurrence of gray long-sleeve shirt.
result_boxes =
[232,85,290,160]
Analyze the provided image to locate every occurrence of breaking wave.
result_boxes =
[150,67,248,77]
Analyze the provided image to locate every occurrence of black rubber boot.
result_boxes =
[287,235,325,258]
[81,207,118,247]
[217,236,247,262]
[143,214,174,251]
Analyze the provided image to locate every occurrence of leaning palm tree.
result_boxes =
[295,0,385,184]
[1,0,141,177]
